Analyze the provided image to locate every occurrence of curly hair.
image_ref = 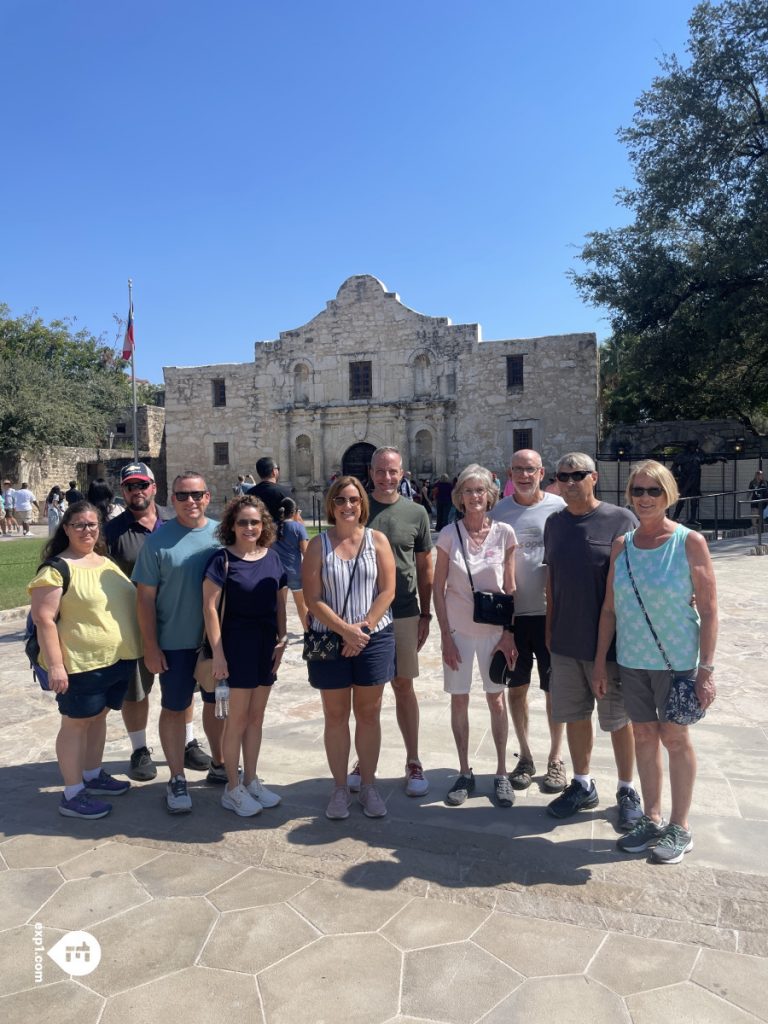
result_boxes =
[216,495,275,547]
[325,476,369,525]
[41,501,107,560]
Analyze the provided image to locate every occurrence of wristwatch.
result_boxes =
[698,663,715,673]
[360,626,372,636]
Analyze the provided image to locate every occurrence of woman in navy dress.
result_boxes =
[203,495,288,817]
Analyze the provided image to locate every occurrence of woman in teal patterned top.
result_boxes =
[593,460,718,865]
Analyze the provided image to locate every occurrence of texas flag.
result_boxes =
[122,298,135,360]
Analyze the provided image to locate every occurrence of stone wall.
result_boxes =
[164,276,598,510]
[603,419,765,456]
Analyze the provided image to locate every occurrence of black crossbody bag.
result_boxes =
[622,544,705,726]
[455,522,515,627]
[303,533,366,661]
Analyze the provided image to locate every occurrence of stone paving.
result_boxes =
[1,533,767,1021]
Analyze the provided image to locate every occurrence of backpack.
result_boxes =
[25,557,71,691]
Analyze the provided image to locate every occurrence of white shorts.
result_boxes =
[442,630,505,695]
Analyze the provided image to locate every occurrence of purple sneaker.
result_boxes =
[59,791,112,819]
[83,770,131,796]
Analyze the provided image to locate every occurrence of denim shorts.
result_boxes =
[160,649,215,710]
[308,624,395,690]
[56,659,136,719]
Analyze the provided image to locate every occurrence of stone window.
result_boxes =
[212,378,227,407]
[413,353,431,395]
[213,442,229,466]
[349,361,372,399]
[414,429,434,474]
[294,363,309,403]
[115,422,127,434]
[295,434,312,478]
[513,428,533,451]
[506,356,524,389]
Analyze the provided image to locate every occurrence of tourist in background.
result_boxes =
[273,497,309,627]
[433,464,517,808]
[28,501,140,819]
[203,495,288,817]
[302,475,396,820]
[44,485,66,536]
[87,477,122,523]
[13,481,39,535]
[594,460,717,864]
[432,474,453,531]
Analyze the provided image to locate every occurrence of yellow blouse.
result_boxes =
[28,560,142,673]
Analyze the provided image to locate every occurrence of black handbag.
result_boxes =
[622,545,705,726]
[455,523,515,627]
[302,533,366,662]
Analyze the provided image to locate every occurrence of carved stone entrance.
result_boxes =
[342,442,376,484]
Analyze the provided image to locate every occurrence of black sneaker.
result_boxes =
[547,779,599,819]
[128,746,157,782]
[184,739,212,772]
[616,786,643,831]
[445,770,475,806]
[206,761,228,785]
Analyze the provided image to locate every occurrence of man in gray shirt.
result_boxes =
[490,449,566,794]
[543,452,642,830]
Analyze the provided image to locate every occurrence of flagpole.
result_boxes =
[129,278,138,462]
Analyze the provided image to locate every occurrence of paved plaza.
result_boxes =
[1,532,767,1022]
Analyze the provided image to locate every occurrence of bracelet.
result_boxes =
[698,663,715,673]
[276,636,288,645]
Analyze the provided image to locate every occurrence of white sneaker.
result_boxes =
[166,775,192,814]
[221,783,262,817]
[346,761,362,792]
[404,761,429,797]
[245,776,281,808]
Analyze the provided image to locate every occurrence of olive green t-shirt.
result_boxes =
[368,496,432,619]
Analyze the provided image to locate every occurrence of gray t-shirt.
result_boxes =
[543,502,638,661]
[490,492,566,616]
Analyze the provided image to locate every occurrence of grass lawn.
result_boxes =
[0,539,46,610]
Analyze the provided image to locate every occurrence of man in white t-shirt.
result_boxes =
[490,450,567,793]
[13,482,39,535]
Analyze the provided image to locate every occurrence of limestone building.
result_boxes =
[163,275,598,508]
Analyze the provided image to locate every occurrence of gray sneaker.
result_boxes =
[616,814,667,853]
[616,786,643,831]
[446,770,475,806]
[651,823,693,864]
[494,775,515,807]
[509,756,535,790]
[166,775,192,814]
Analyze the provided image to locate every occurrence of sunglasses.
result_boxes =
[123,481,150,492]
[174,491,207,501]
[333,495,361,506]
[556,471,591,482]
[631,486,664,498]
[69,522,100,532]
[236,518,262,527]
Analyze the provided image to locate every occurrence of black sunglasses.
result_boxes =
[631,486,664,498]
[174,490,207,501]
[123,481,150,492]
[556,470,591,483]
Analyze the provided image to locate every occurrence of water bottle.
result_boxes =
[214,679,230,719]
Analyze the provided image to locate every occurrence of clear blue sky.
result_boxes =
[1,0,696,385]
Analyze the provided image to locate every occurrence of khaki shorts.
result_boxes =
[124,657,156,703]
[393,615,420,679]
[619,666,694,724]
[16,509,34,524]
[550,653,629,731]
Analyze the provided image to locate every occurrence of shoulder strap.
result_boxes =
[454,522,476,593]
[340,532,366,619]
[622,544,672,672]
[38,556,71,596]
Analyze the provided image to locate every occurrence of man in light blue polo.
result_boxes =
[133,472,223,813]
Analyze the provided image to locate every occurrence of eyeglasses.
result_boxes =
[69,522,100,532]
[462,487,487,496]
[631,486,664,498]
[174,491,207,501]
[236,518,262,527]
[333,495,361,506]
[511,466,542,474]
[123,481,150,492]
[556,471,591,483]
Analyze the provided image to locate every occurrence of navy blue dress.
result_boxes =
[204,549,287,687]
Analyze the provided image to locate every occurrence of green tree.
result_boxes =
[572,0,768,433]
[0,304,133,454]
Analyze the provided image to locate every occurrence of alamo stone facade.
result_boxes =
[163,275,598,508]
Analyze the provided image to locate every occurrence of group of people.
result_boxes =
[2,478,41,536]
[28,446,719,866]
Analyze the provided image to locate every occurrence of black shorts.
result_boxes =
[308,624,395,690]
[507,616,551,691]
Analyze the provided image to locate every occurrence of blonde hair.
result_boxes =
[452,464,499,511]
[325,475,369,525]
[625,459,679,507]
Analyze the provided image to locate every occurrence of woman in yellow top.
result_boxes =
[28,501,142,820]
